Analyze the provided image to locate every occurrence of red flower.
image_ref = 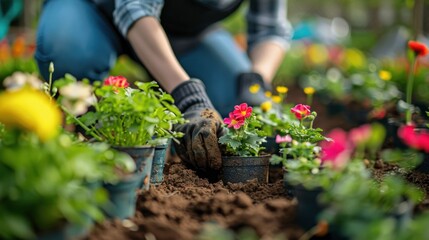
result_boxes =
[224,113,245,129]
[103,76,129,88]
[398,125,429,153]
[291,104,311,120]
[320,129,353,169]
[233,103,252,119]
[408,41,429,57]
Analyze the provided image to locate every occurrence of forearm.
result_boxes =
[127,17,188,92]
[249,40,286,84]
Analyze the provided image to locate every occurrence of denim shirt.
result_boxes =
[97,0,292,50]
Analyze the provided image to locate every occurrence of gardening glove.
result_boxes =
[171,79,224,172]
[237,72,272,107]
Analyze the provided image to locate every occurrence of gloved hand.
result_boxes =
[171,79,224,173]
[237,72,272,106]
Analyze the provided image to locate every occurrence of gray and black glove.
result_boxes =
[171,79,224,173]
[237,72,271,106]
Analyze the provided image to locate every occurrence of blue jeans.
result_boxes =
[35,0,251,117]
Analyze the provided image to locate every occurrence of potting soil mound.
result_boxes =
[87,159,303,240]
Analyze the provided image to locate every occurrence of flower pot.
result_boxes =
[282,169,295,198]
[150,143,169,185]
[221,155,270,183]
[262,136,280,155]
[102,173,141,219]
[113,146,154,191]
[415,153,429,173]
[294,184,325,231]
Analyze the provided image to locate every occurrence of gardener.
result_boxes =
[35,0,293,174]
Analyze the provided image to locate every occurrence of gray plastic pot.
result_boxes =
[113,146,154,191]
[221,154,270,183]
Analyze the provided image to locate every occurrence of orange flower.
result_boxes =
[408,40,429,57]
[12,36,26,58]
[0,40,10,62]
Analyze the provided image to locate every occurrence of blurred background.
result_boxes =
[1,0,429,130]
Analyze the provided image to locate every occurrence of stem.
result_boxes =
[61,106,103,142]
[406,57,417,124]
[306,94,313,106]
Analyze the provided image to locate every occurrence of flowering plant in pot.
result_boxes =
[318,172,422,240]
[0,88,112,239]
[387,41,429,148]
[251,85,298,154]
[218,103,268,183]
[55,74,185,190]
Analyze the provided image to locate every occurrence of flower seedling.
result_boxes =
[218,103,266,156]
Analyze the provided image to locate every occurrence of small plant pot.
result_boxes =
[415,153,429,173]
[262,136,280,155]
[114,146,155,191]
[150,143,169,185]
[102,173,141,219]
[294,184,325,231]
[282,169,294,198]
[221,155,270,183]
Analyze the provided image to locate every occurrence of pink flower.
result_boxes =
[275,134,292,144]
[320,129,353,169]
[398,125,429,153]
[349,124,372,146]
[103,76,129,88]
[233,103,252,119]
[224,113,245,129]
[291,104,311,120]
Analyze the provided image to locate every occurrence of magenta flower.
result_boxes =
[398,125,429,153]
[224,113,245,129]
[233,103,253,119]
[349,124,372,146]
[291,104,311,120]
[275,134,292,144]
[320,129,353,169]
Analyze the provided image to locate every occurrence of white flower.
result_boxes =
[3,72,43,90]
[59,82,93,100]
[59,82,96,115]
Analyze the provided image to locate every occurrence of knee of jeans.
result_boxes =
[35,0,117,82]
[35,42,115,82]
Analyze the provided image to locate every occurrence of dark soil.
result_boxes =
[87,156,303,240]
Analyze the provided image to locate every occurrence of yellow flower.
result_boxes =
[260,101,272,112]
[379,70,392,81]
[272,95,282,103]
[0,88,62,141]
[276,86,288,94]
[249,84,260,94]
[343,48,366,69]
[307,44,329,65]
[265,91,272,98]
[304,87,315,95]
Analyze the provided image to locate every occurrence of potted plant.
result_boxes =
[54,74,184,190]
[218,103,268,183]
[386,41,429,148]
[318,173,422,240]
[0,88,110,239]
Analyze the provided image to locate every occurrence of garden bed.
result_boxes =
[87,156,304,240]
[86,155,429,240]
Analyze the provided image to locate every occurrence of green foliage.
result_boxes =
[0,130,131,238]
[55,77,185,147]
[320,171,423,240]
